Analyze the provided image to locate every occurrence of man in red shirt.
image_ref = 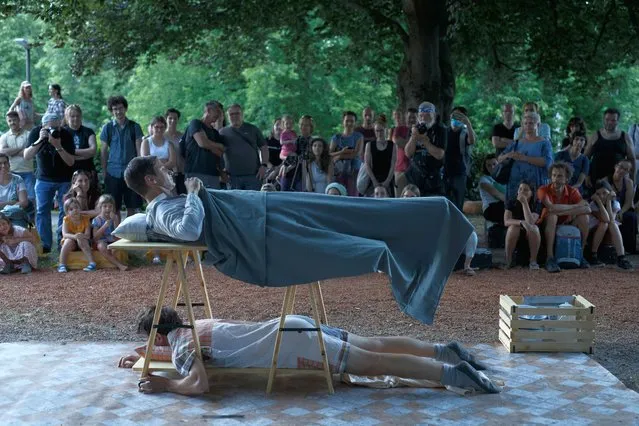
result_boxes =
[537,162,591,272]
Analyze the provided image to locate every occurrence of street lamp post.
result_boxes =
[14,38,31,82]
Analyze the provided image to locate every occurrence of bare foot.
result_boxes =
[118,264,129,271]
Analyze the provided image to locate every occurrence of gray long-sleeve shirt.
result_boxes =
[145,192,204,242]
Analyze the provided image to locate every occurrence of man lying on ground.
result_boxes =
[118,306,501,395]
[122,156,473,325]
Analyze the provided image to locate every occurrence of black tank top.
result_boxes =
[590,130,627,182]
[371,140,394,181]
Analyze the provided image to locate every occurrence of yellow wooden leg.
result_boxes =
[266,286,295,394]
[310,282,335,394]
[141,255,174,378]
[171,252,189,309]
[175,250,202,360]
[192,250,213,319]
[313,281,328,325]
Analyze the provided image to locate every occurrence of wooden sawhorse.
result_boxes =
[109,239,212,378]
[267,281,334,394]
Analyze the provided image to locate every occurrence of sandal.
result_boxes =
[57,264,68,273]
[83,262,97,272]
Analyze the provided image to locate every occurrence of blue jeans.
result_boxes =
[35,179,70,250]
[15,171,35,201]
[228,175,261,191]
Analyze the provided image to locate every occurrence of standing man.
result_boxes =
[491,103,517,156]
[182,102,226,189]
[64,105,97,178]
[100,95,144,218]
[0,111,34,202]
[219,104,269,191]
[23,113,75,253]
[586,108,636,184]
[444,106,476,211]
[404,102,447,197]
[355,107,376,156]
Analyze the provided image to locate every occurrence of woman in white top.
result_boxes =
[141,116,176,171]
[306,138,333,194]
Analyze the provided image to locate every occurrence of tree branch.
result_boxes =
[491,43,534,72]
[343,0,409,45]
[589,1,616,60]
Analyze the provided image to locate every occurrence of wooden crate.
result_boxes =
[499,295,595,354]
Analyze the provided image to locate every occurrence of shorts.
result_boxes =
[105,173,143,211]
[209,315,350,373]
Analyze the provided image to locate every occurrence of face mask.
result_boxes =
[451,119,464,128]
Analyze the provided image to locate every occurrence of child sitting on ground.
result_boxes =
[92,194,128,271]
[0,212,38,274]
[588,180,632,269]
[59,198,96,273]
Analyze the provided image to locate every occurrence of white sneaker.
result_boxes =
[529,262,540,270]
[152,256,162,265]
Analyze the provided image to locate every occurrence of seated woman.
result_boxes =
[64,169,102,217]
[305,138,333,194]
[0,153,31,226]
[503,181,541,269]
[603,159,637,254]
[587,180,632,269]
[554,131,589,194]
[0,212,37,274]
[119,306,500,395]
[479,154,506,224]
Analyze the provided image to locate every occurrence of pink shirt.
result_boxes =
[391,126,410,172]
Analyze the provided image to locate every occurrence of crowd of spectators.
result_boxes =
[0,80,637,275]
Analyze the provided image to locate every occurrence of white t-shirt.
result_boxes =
[589,199,621,229]
[479,175,504,211]
[0,173,26,203]
[0,130,31,173]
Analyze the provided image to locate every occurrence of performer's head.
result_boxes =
[137,306,183,346]
[124,156,175,200]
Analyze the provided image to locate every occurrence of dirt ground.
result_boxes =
[1,250,637,393]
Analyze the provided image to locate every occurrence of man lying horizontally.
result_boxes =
[119,306,501,395]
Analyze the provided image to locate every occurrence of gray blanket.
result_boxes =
[198,189,473,324]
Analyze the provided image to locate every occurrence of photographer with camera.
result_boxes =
[404,102,447,197]
[280,115,314,192]
[24,112,76,253]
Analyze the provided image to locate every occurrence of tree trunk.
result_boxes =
[399,0,455,122]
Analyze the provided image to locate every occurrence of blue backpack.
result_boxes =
[555,225,581,269]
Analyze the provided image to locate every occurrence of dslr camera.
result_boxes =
[416,122,428,135]
[43,127,61,143]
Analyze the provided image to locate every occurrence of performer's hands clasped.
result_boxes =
[185,177,202,194]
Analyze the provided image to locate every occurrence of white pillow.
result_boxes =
[112,213,148,242]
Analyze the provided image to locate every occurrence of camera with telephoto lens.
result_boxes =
[416,122,429,135]
[42,127,61,143]
[297,136,311,161]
